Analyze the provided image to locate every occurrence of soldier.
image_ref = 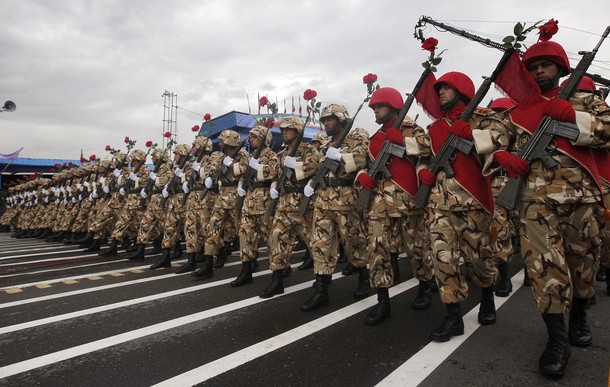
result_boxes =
[299,104,370,311]
[417,72,503,340]
[487,41,610,377]
[191,130,248,278]
[99,149,150,256]
[231,125,278,286]
[175,136,214,273]
[259,117,320,297]
[79,158,113,251]
[150,143,191,269]
[125,148,171,261]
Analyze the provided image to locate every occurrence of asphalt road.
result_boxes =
[0,233,608,386]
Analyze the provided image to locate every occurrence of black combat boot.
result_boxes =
[150,249,172,270]
[353,268,370,299]
[301,275,331,312]
[125,244,146,261]
[523,266,531,287]
[213,245,231,268]
[390,253,400,285]
[478,286,497,325]
[430,303,464,342]
[539,313,571,378]
[231,261,254,287]
[568,297,592,347]
[76,232,94,247]
[170,242,183,259]
[250,257,259,272]
[259,269,285,298]
[412,280,432,310]
[596,268,606,282]
[341,261,355,276]
[84,238,101,252]
[191,255,214,279]
[37,228,52,239]
[119,237,132,250]
[150,237,162,254]
[175,252,197,274]
[63,232,81,245]
[494,262,513,297]
[298,249,313,271]
[99,238,119,257]
[338,244,347,263]
[47,231,65,242]
[125,240,138,252]
[364,288,391,326]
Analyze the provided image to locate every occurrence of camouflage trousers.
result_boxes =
[161,194,185,250]
[429,208,497,304]
[52,203,67,232]
[203,205,239,256]
[136,194,166,245]
[594,204,610,270]
[268,210,312,272]
[89,199,117,240]
[183,193,212,254]
[491,204,517,264]
[239,212,271,262]
[311,206,367,276]
[520,201,600,314]
[72,200,93,233]
[111,202,143,241]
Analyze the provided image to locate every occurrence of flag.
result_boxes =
[0,147,23,160]
[257,93,260,114]
[284,98,286,114]
[414,71,442,120]
[494,50,540,107]
[299,96,302,117]
[292,96,295,113]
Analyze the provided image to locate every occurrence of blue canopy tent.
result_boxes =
[198,111,324,152]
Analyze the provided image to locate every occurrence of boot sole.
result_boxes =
[430,329,464,342]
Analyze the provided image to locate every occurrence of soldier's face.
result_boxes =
[131,160,142,169]
[527,59,560,91]
[322,116,340,136]
[250,134,260,149]
[372,104,393,125]
[281,128,298,143]
[438,85,457,105]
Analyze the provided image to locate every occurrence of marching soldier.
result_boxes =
[231,125,278,286]
[259,117,320,297]
[300,104,370,311]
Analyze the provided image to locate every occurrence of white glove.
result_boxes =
[63,198,68,205]
[192,161,201,172]
[103,186,110,194]
[325,147,342,161]
[182,181,190,193]
[60,187,66,194]
[99,176,106,184]
[149,172,157,180]
[66,186,72,193]
[174,168,184,178]
[91,182,97,189]
[140,189,147,199]
[55,199,60,205]
[92,191,99,199]
[35,198,39,205]
[72,197,77,203]
[284,156,297,169]
[113,168,120,177]
[204,177,214,189]
[78,194,82,201]
[77,183,83,190]
[237,181,246,197]
[248,158,260,171]
[119,187,126,196]
[129,172,138,181]
[45,197,49,203]
[223,156,234,167]
[162,187,169,198]
[304,183,315,197]
[83,182,89,188]
[270,187,279,199]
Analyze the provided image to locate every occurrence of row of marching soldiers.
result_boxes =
[2,40,610,380]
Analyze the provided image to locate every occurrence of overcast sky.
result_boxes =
[1,0,609,160]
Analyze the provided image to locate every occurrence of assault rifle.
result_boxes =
[198,139,246,201]
[496,26,610,210]
[118,149,152,203]
[413,45,518,208]
[160,150,191,208]
[268,118,308,216]
[103,156,125,200]
[236,130,268,210]
[181,146,210,205]
[356,69,433,210]
[139,151,166,208]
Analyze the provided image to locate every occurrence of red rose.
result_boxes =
[264,118,274,128]
[105,145,111,151]
[80,157,87,163]
[539,19,559,42]
[259,96,269,107]
[362,73,378,84]
[68,162,73,166]
[145,140,153,147]
[63,162,68,167]
[191,125,200,132]
[16,179,21,183]
[89,154,96,161]
[164,131,172,138]
[124,136,130,143]
[203,113,211,121]
[303,89,317,101]
[421,37,438,52]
